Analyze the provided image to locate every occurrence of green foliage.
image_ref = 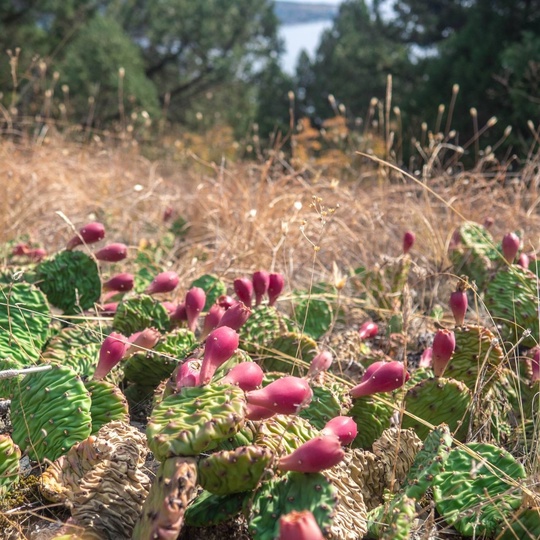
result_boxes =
[188,274,227,311]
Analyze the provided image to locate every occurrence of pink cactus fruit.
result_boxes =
[449,285,468,326]
[66,221,105,250]
[518,253,530,269]
[245,376,313,414]
[252,270,270,306]
[125,327,161,357]
[307,350,333,377]
[358,321,378,340]
[28,248,46,261]
[483,216,494,229]
[170,302,187,323]
[502,232,520,263]
[245,403,277,421]
[216,301,251,331]
[185,287,206,333]
[145,271,180,295]
[94,332,128,379]
[217,294,236,309]
[12,243,30,256]
[278,510,325,540]
[419,347,433,368]
[321,416,358,445]
[402,230,415,254]
[277,435,345,473]
[176,359,201,388]
[432,329,456,377]
[268,273,285,306]
[100,302,119,315]
[199,327,240,384]
[350,361,409,398]
[531,347,540,383]
[94,243,128,262]
[103,273,134,292]
[200,304,226,340]
[163,206,174,222]
[222,362,264,391]
[234,277,253,308]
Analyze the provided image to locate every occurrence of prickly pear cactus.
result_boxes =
[239,305,283,354]
[291,289,333,339]
[184,490,250,527]
[85,379,130,434]
[198,444,273,495]
[348,394,395,449]
[262,331,318,376]
[485,264,539,347]
[299,384,343,430]
[147,383,246,460]
[132,457,198,540]
[113,295,170,335]
[433,442,526,536]
[401,377,472,440]
[189,274,227,310]
[0,434,21,495]
[367,494,416,540]
[35,250,101,314]
[250,471,338,540]
[11,365,92,461]
[498,505,540,539]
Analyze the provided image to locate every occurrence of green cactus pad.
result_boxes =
[250,471,338,540]
[445,324,504,392]
[433,442,526,536]
[184,490,250,527]
[0,282,51,366]
[123,328,197,387]
[85,380,130,434]
[291,291,333,339]
[239,305,283,354]
[498,506,540,539]
[402,424,453,501]
[147,383,246,460]
[113,294,170,335]
[485,264,539,347]
[401,377,472,441]
[367,495,416,540]
[348,394,395,449]
[215,421,257,451]
[189,274,227,310]
[0,434,21,495]
[255,414,319,457]
[261,331,318,376]
[0,356,25,399]
[132,456,198,540]
[35,250,101,314]
[11,365,92,461]
[299,384,343,430]
[198,444,273,495]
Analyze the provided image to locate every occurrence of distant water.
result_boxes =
[279,20,333,75]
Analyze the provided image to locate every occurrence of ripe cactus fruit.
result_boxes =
[268,273,285,306]
[125,327,161,356]
[350,361,409,398]
[0,434,21,495]
[132,457,198,540]
[307,350,333,377]
[278,510,325,540]
[502,232,520,263]
[246,376,313,414]
[185,286,206,332]
[66,221,105,250]
[432,329,456,377]
[146,383,246,460]
[358,321,378,340]
[145,271,180,295]
[11,365,92,461]
[221,361,264,391]
[200,303,226,339]
[321,416,358,445]
[199,326,240,384]
[103,272,134,292]
[216,301,252,331]
[189,273,227,310]
[277,435,345,473]
[94,242,128,262]
[449,282,468,326]
[93,332,129,380]
[402,230,415,254]
[234,277,253,307]
[253,270,270,306]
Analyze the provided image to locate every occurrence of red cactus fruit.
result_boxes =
[252,270,270,306]
[268,273,285,306]
[12,243,30,256]
[234,277,253,308]
[66,222,105,250]
[199,327,239,384]
[125,327,161,357]
[278,510,325,540]
[307,350,333,377]
[531,347,540,383]
[245,403,276,421]
[518,253,530,269]
[145,271,179,295]
[161,301,177,315]
[94,332,128,379]
[28,248,46,261]
[362,360,389,381]
[432,329,456,377]
[176,359,201,388]
[403,230,415,254]
[200,304,226,340]
[449,288,468,326]
[277,435,345,473]
[222,361,264,391]
[94,243,128,262]
[358,321,379,340]
[350,361,409,398]
[217,294,236,309]
[246,376,313,414]
[502,232,520,263]
[103,273,134,292]
[216,301,251,331]
[419,347,433,368]
[321,416,358,445]
[185,287,206,332]
[170,302,187,323]
[100,302,118,315]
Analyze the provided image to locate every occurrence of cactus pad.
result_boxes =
[0,434,21,495]
[147,383,246,460]
[348,394,395,449]
[85,379,130,434]
[11,365,92,461]
[367,494,416,540]
[291,290,333,339]
[113,294,170,335]
[189,274,227,310]
[261,331,318,376]
[184,490,250,527]
[299,383,343,430]
[239,305,283,354]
